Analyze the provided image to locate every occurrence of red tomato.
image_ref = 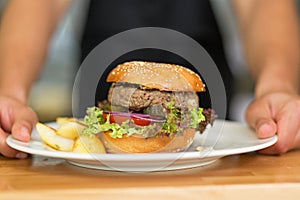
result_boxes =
[103,113,151,126]
[103,113,128,124]
[131,117,151,126]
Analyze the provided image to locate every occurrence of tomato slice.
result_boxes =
[103,113,129,124]
[131,117,151,126]
[103,112,164,126]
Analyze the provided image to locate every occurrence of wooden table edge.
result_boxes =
[1,183,300,200]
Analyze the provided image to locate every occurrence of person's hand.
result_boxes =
[0,95,37,158]
[246,92,300,154]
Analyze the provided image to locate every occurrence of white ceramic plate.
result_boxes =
[7,120,277,172]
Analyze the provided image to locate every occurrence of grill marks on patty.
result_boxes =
[107,83,199,111]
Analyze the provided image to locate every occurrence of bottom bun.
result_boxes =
[97,129,195,153]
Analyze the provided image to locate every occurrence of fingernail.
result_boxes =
[19,126,30,141]
[258,123,275,138]
[16,152,28,159]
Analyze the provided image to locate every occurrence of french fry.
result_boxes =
[73,135,106,154]
[56,121,86,140]
[36,122,74,151]
[56,117,77,127]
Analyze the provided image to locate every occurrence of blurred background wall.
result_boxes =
[0,0,89,122]
[26,0,89,122]
[0,0,299,122]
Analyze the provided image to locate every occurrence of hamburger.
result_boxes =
[82,61,214,153]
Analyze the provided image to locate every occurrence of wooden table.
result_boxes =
[1,151,300,200]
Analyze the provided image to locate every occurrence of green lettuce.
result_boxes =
[82,107,160,138]
[162,101,181,135]
[190,107,206,129]
[161,101,206,135]
[81,104,207,139]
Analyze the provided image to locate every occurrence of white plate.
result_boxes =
[6,120,277,172]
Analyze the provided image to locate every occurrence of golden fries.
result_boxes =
[35,118,106,154]
[56,121,86,140]
[36,123,74,151]
[56,117,77,126]
[73,135,106,154]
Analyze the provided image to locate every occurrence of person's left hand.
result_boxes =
[245,92,300,154]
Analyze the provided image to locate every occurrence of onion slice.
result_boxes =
[103,111,166,124]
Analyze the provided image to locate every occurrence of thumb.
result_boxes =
[11,120,35,142]
[11,106,37,142]
[245,100,277,139]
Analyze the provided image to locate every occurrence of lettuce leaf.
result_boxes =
[162,101,181,135]
[82,107,161,138]
[190,107,206,129]
[81,104,208,139]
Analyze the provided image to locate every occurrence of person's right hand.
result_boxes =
[0,95,37,158]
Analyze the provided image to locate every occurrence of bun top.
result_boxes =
[106,61,205,92]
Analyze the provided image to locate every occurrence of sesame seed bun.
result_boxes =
[107,61,205,92]
[98,128,195,153]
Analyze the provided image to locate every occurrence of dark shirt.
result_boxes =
[80,0,233,118]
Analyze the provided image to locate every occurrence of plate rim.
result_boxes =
[6,120,278,162]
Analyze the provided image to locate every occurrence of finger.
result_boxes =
[245,100,277,139]
[258,102,300,154]
[0,108,13,132]
[253,117,277,139]
[11,120,33,142]
[0,128,28,158]
[11,108,37,142]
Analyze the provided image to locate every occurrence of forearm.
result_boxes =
[0,0,71,103]
[233,0,300,97]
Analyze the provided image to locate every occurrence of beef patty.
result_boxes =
[107,83,199,111]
